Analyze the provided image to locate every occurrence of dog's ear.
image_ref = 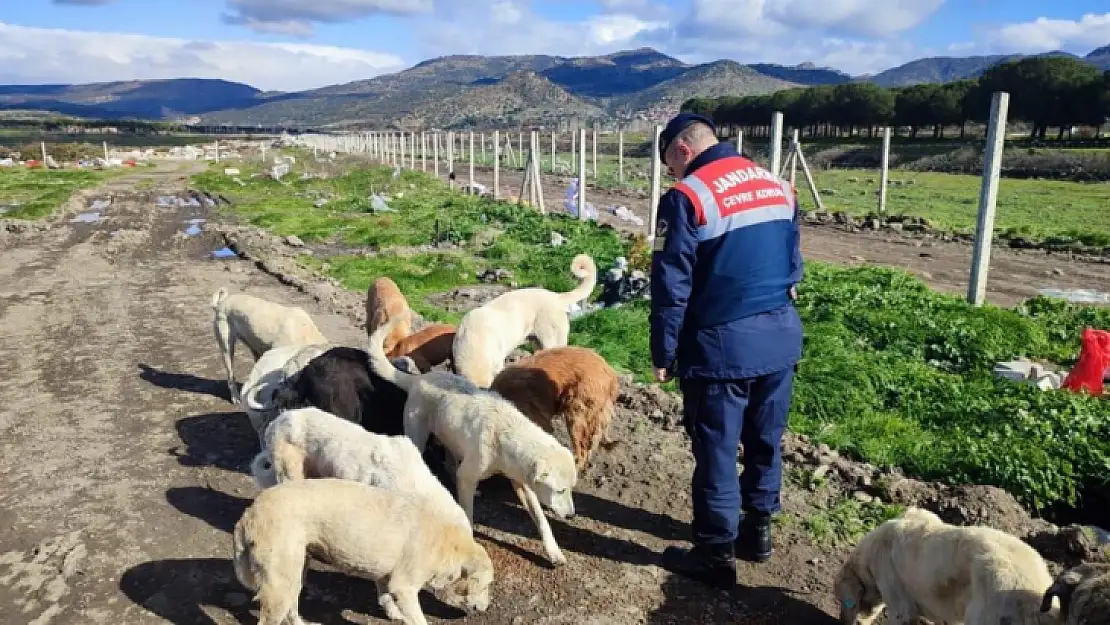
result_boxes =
[529,460,550,485]
[1042,567,1084,614]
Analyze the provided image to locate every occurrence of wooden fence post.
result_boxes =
[879,126,892,213]
[769,112,783,176]
[648,124,663,240]
[577,128,587,221]
[493,130,500,200]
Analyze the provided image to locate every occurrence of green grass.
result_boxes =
[796,169,1110,247]
[0,166,116,219]
[804,498,905,547]
[194,159,1110,514]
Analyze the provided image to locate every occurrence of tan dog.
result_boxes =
[490,346,619,471]
[452,254,597,388]
[366,277,412,355]
[388,323,456,373]
[834,507,1058,625]
[232,478,493,625]
[1042,562,1110,625]
[211,287,329,401]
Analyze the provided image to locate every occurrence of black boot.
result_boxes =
[661,542,736,591]
[735,514,773,563]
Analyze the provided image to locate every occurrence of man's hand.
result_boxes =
[654,367,670,383]
[789,285,798,301]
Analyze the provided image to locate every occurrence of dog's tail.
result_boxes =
[367,316,419,392]
[231,516,263,597]
[210,286,230,312]
[249,450,278,489]
[557,254,598,307]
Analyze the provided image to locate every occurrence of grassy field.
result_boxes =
[193,158,1110,515]
[798,169,1110,247]
[0,166,119,219]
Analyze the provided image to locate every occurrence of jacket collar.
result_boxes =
[682,142,740,179]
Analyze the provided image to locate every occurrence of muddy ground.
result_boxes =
[0,165,1105,625]
[437,161,1110,308]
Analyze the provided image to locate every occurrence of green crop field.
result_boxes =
[194,158,1110,516]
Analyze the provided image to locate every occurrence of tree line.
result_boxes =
[682,56,1110,140]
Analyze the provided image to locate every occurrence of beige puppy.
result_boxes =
[1042,562,1110,625]
[232,478,493,625]
[834,507,1058,625]
[368,316,578,566]
[240,343,329,444]
[453,254,597,387]
[366,276,413,355]
[211,287,328,401]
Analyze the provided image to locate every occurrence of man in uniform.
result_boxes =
[650,112,804,590]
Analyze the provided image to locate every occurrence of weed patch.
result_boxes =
[0,167,115,219]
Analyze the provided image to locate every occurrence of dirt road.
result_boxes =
[0,166,1096,625]
[441,162,1110,308]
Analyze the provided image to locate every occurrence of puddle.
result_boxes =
[183,218,207,237]
[69,212,103,224]
[1037,288,1110,304]
[90,198,112,211]
[210,247,238,259]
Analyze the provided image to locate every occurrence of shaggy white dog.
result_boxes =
[452,254,597,387]
[834,507,1058,625]
[250,406,469,532]
[232,478,493,625]
[211,287,328,401]
[239,343,329,444]
[368,315,578,566]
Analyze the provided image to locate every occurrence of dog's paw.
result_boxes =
[547,550,568,567]
[379,594,404,621]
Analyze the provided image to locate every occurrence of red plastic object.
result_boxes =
[24,159,40,168]
[1062,328,1110,397]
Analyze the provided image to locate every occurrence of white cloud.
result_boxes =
[677,0,943,41]
[223,0,433,35]
[416,1,665,58]
[989,13,1110,53]
[0,23,405,92]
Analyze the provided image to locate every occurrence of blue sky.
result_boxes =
[0,1,1107,91]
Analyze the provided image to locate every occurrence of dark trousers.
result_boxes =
[679,366,794,545]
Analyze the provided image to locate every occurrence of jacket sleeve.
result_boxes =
[650,189,699,372]
[788,191,804,285]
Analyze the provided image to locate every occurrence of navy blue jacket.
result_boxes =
[650,142,804,380]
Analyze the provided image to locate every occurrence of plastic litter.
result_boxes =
[90,199,112,211]
[370,193,396,213]
[563,178,598,220]
[1062,328,1110,396]
[1037,288,1110,304]
[69,212,102,224]
[612,205,644,226]
[211,247,238,259]
[271,163,291,180]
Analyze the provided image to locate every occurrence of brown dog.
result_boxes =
[366,277,412,355]
[490,346,619,471]
[388,323,456,373]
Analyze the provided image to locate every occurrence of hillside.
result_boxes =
[1088,45,1110,70]
[871,50,1086,87]
[613,60,799,113]
[539,48,688,98]
[748,62,853,85]
[402,70,606,129]
[0,78,263,120]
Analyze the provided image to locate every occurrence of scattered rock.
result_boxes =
[284,235,305,247]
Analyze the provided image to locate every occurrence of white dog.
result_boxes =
[368,315,578,566]
[232,478,493,625]
[239,343,329,444]
[834,507,1058,625]
[452,254,597,387]
[250,406,469,532]
[211,287,329,401]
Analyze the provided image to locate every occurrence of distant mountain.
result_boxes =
[871,50,1085,87]
[0,79,263,120]
[1088,45,1110,70]
[613,60,799,113]
[539,48,688,98]
[401,70,606,129]
[3,44,1107,128]
[748,62,853,85]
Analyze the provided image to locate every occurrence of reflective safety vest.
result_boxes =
[673,155,795,242]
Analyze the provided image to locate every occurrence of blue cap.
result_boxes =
[660,113,716,162]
